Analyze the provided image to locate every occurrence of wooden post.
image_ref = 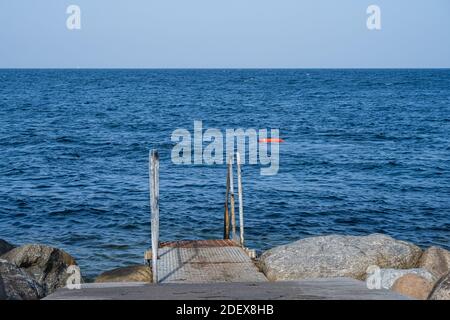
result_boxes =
[223,160,230,239]
[150,150,160,284]
[236,152,244,247]
[229,156,236,240]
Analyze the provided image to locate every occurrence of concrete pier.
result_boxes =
[45,278,409,300]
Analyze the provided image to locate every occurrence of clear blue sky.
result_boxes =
[1,0,449,68]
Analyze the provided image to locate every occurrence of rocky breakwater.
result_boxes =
[259,234,450,300]
[0,239,82,300]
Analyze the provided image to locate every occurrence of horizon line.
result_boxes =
[1,67,450,70]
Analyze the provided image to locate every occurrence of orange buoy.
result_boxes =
[258,138,284,143]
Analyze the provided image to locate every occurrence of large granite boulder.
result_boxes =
[260,234,422,281]
[418,246,450,279]
[1,244,81,295]
[0,239,15,255]
[392,274,434,300]
[428,272,450,300]
[0,259,45,300]
[95,265,152,283]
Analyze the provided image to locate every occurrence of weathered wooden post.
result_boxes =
[236,152,244,247]
[149,150,160,283]
[223,160,230,239]
[229,156,236,240]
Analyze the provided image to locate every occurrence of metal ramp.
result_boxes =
[146,150,265,284]
[157,240,267,283]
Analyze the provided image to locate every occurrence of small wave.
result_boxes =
[55,136,75,143]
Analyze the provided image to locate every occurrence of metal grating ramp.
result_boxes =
[156,240,268,283]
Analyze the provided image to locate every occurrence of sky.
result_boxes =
[0,0,449,68]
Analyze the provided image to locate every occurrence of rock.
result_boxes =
[1,244,81,295]
[259,234,422,281]
[0,259,45,300]
[0,239,15,255]
[377,268,436,289]
[391,274,434,300]
[95,265,152,283]
[0,276,4,299]
[418,246,450,278]
[428,272,450,300]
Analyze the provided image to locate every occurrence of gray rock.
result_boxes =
[428,272,450,300]
[0,259,45,300]
[260,234,422,281]
[95,265,152,283]
[377,268,436,289]
[0,239,15,255]
[418,246,450,278]
[1,244,81,295]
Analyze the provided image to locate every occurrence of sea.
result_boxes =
[0,69,449,278]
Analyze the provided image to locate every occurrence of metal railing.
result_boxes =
[223,152,245,247]
[149,150,159,284]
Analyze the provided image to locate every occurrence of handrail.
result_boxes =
[149,150,160,283]
[224,160,230,239]
[224,152,244,247]
[236,152,244,247]
[229,157,236,240]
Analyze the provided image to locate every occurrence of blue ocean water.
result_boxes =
[0,69,449,278]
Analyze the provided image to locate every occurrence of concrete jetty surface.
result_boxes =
[45,278,409,300]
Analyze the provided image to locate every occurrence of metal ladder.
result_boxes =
[147,150,247,284]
